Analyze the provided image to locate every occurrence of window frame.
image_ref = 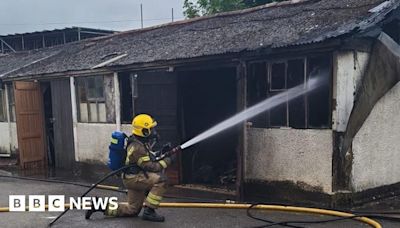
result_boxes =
[247,54,332,130]
[76,75,108,123]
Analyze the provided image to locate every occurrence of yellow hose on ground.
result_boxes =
[0,202,381,228]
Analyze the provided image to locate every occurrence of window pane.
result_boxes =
[270,62,286,90]
[77,78,88,122]
[95,76,104,98]
[307,55,331,128]
[288,59,306,128]
[269,100,287,127]
[247,62,267,128]
[78,81,87,103]
[76,76,107,123]
[287,59,305,87]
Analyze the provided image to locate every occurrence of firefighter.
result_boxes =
[86,114,172,222]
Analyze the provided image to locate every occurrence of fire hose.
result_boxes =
[0,145,393,228]
[0,175,392,228]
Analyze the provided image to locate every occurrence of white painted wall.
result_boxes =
[332,51,370,132]
[9,122,17,151]
[75,123,118,164]
[0,122,11,154]
[246,128,333,193]
[351,82,400,192]
[0,122,17,155]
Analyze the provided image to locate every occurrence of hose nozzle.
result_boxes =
[170,146,182,154]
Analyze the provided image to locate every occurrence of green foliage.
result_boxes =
[183,0,285,18]
[183,0,201,18]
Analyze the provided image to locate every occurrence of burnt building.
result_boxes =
[1,0,400,206]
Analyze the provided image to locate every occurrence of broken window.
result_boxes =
[288,59,306,128]
[76,75,114,123]
[307,56,331,128]
[0,88,6,122]
[247,55,331,129]
[247,62,267,127]
[268,62,289,127]
[270,62,286,91]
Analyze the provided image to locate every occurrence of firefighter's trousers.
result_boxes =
[105,172,167,217]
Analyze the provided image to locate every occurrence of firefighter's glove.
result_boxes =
[161,143,172,155]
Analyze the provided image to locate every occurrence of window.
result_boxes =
[247,55,331,129]
[307,56,331,128]
[247,62,267,127]
[0,88,6,122]
[76,76,115,123]
[7,85,16,122]
[270,62,286,91]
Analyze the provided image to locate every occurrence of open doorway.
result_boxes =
[178,67,238,189]
[42,82,55,167]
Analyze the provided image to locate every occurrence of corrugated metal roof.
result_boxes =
[0,27,115,37]
[1,0,398,79]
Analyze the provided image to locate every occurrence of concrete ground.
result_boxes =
[0,166,399,228]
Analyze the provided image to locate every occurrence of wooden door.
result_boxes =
[14,81,47,169]
[51,79,75,169]
[136,72,180,184]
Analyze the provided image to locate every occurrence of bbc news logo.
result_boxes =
[9,195,118,212]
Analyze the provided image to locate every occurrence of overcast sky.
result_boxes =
[0,0,185,35]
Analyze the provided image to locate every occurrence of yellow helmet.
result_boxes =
[132,114,158,137]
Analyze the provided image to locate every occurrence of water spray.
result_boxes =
[177,76,323,151]
[49,77,324,226]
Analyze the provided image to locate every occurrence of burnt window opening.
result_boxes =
[247,55,331,129]
[247,62,267,127]
[288,59,306,128]
[270,62,286,91]
[307,56,331,128]
[76,75,114,123]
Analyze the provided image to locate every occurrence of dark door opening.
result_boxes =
[119,71,180,184]
[50,79,75,169]
[42,82,55,167]
[178,67,238,188]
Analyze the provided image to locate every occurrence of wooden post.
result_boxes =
[114,72,121,131]
[70,77,79,162]
[5,84,12,156]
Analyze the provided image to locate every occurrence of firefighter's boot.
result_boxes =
[142,206,165,222]
[85,206,105,219]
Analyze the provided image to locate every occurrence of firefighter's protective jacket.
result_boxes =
[125,138,171,172]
